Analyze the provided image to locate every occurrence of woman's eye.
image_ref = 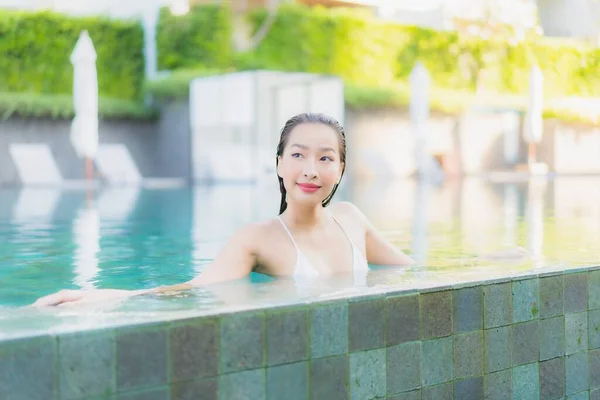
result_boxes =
[291,153,302,158]
[321,156,333,162]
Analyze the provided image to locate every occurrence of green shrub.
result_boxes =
[244,3,600,97]
[531,40,600,97]
[0,9,144,100]
[246,5,402,85]
[145,71,598,125]
[0,92,156,120]
[157,4,233,70]
[344,83,409,109]
[143,67,226,100]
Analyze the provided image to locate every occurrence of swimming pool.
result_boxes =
[2,177,599,307]
[1,177,600,399]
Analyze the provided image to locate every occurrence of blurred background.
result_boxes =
[0,0,599,184]
[0,0,599,305]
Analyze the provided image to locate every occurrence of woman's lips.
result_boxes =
[297,183,321,193]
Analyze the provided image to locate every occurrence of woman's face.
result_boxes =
[277,123,344,209]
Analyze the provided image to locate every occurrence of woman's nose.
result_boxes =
[302,160,317,177]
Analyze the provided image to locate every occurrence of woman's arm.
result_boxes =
[32,224,260,307]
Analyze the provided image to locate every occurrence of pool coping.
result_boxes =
[2,261,600,344]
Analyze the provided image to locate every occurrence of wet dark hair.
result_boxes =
[276,112,347,215]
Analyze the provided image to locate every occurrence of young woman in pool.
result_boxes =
[33,113,414,307]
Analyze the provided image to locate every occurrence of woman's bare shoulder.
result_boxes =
[235,218,284,244]
[329,201,368,223]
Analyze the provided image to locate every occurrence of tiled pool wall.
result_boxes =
[2,268,600,400]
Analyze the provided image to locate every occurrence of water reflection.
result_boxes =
[0,177,599,311]
[72,201,100,289]
[348,176,600,267]
[526,178,546,266]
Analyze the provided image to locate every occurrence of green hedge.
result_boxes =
[245,4,600,97]
[144,71,598,126]
[143,67,225,100]
[153,3,600,99]
[0,10,144,100]
[245,5,402,86]
[0,92,157,120]
[156,4,233,70]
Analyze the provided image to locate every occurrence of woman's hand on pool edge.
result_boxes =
[32,288,146,307]
[31,279,210,307]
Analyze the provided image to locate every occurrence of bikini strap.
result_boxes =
[329,210,368,265]
[329,210,358,248]
[276,216,300,251]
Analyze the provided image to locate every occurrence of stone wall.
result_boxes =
[2,266,599,399]
[1,103,599,186]
[0,102,193,185]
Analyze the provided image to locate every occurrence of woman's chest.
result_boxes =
[256,226,364,277]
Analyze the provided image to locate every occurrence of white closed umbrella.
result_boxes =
[524,65,544,167]
[70,30,99,181]
[410,62,443,181]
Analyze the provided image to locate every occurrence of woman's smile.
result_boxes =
[297,182,321,193]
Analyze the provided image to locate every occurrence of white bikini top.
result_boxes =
[276,211,369,285]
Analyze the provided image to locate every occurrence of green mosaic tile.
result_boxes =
[540,357,565,400]
[590,270,600,310]
[350,349,386,400]
[117,386,169,400]
[512,321,539,366]
[170,378,217,400]
[540,275,564,318]
[0,336,56,400]
[422,383,452,400]
[565,273,589,313]
[484,282,512,328]
[421,336,453,387]
[348,299,385,352]
[566,312,588,355]
[218,369,266,400]
[453,286,483,333]
[58,330,115,400]
[310,355,349,400]
[454,376,483,400]
[116,327,167,392]
[454,331,483,379]
[421,291,452,339]
[589,309,600,350]
[568,392,590,400]
[566,353,589,396]
[267,361,308,400]
[220,312,265,373]
[540,316,565,361]
[485,369,511,400]
[593,388,600,400]
[512,278,540,323]
[266,308,308,366]
[512,363,539,400]
[310,302,348,358]
[484,326,512,373]
[170,318,218,382]
[387,389,421,400]
[387,342,421,394]
[387,294,419,346]
[591,349,600,390]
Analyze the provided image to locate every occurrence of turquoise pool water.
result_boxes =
[1,177,599,338]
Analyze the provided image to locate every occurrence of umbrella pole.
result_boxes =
[85,157,93,181]
[528,143,537,167]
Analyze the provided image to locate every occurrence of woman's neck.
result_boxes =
[283,203,327,231]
